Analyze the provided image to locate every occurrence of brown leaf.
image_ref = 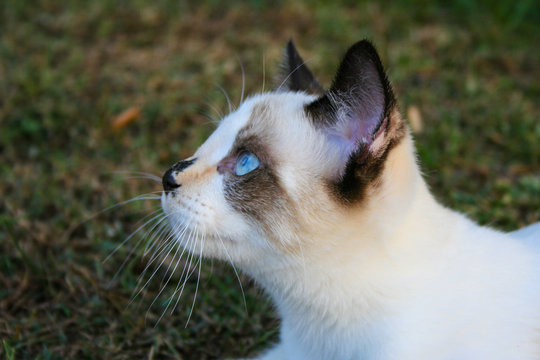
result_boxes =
[111,106,141,131]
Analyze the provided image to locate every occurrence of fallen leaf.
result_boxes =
[111,106,141,131]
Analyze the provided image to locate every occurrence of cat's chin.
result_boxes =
[160,208,247,263]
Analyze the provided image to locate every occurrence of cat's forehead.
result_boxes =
[194,92,317,163]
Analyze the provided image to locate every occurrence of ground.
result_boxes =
[1,1,539,359]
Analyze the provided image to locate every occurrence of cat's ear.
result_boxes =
[307,40,400,161]
[306,40,404,201]
[276,40,324,95]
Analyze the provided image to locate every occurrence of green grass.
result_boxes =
[1,1,539,358]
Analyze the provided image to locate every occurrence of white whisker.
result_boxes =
[110,213,169,281]
[261,51,266,94]
[276,58,313,92]
[186,232,205,326]
[205,103,224,123]
[146,219,193,308]
[141,219,175,257]
[64,193,161,242]
[131,221,176,292]
[136,233,179,303]
[104,210,165,264]
[137,218,183,280]
[169,223,199,315]
[217,233,247,313]
[236,55,246,106]
[117,176,162,182]
[154,225,197,323]
[214,83,233,114]
[113,170,162,183]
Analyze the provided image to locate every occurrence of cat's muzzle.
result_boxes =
[162,158,196,193]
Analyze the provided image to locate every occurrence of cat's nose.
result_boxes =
[162,158,196,192]
[162,168,180,192]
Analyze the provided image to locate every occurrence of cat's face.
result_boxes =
[161,41,406,268]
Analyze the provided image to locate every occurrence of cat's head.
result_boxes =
[161,40,411,269]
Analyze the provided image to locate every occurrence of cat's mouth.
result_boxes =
[161,193,221,239]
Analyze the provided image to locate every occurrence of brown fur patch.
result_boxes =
[222,104,299,248]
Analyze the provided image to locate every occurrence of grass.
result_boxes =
[1,0,539,358]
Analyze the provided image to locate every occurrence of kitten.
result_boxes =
[160,40,540,360]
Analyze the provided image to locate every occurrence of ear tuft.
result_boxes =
[275,40,324,95]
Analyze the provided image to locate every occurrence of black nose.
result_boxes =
[162,168,180,192]
[162,158,196,192]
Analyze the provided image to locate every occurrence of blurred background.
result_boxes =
[1,1,539,359]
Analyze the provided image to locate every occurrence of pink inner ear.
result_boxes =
[307,40,394,167]
[350,110,382,145]
[327,90,385,162]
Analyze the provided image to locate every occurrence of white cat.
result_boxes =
[160,40,540,360]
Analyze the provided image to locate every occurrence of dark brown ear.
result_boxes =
[306,40,403,203]
[275,40,324,95]
[307,40,395,135]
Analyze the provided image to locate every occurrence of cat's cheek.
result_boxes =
[160,174,259,262]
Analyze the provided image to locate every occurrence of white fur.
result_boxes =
[162,92,540,360]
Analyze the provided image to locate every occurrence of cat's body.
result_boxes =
[159,40,540,359]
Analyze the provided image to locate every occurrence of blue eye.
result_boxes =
[234,152,260,176]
